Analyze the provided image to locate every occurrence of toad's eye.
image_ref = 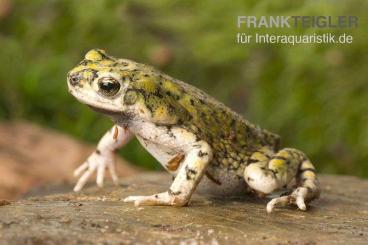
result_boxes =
[97,77,121,97]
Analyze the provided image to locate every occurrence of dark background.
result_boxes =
[0,0,367,176]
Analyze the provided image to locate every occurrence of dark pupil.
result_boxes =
[98,79,120,96]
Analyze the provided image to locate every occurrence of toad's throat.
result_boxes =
[87,105,135,124]
[88,105,122,115]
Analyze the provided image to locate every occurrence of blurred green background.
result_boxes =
[0,0,367,176]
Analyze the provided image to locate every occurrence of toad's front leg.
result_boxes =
[73,125,134,191]
[124,136,212,207]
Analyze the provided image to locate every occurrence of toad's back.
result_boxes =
[128,69,280,173]
[174,78,280,167]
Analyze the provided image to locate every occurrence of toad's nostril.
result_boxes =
[69,75,79,86]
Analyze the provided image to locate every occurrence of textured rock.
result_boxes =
[0,121,139,199]
[0,173,367,244]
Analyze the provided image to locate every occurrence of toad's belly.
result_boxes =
[136,135,177,172]
[136,135,247,195]
[197,164,247,195]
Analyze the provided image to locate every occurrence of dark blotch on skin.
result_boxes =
[205,171,222,185]
[153,89,163,98]
[145,103,154,113]
[177,119,184,125]
[97,50,110,60]
[79,60,88,66]
[185,166,197,180]
[91,70,98,80]
[198,150,208,158]
[247,158,259,165]
[300,168,316,173]
[166,126,176,138]
[168,189,182,196]
[273,156,287,161]
[269,169,278,177]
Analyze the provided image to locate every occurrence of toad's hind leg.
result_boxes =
[243,148,320,213]
[124,124,213,207]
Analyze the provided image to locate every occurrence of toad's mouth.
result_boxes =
[88,105,122,116]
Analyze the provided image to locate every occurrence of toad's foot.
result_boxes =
[73,150,118,192]
[124,192,186,207]
[73,125,133,192]
[244,148,320,213]
[266,187,309,213]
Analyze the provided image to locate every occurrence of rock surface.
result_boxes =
[0,121,139,199]
[0,173,367,244]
